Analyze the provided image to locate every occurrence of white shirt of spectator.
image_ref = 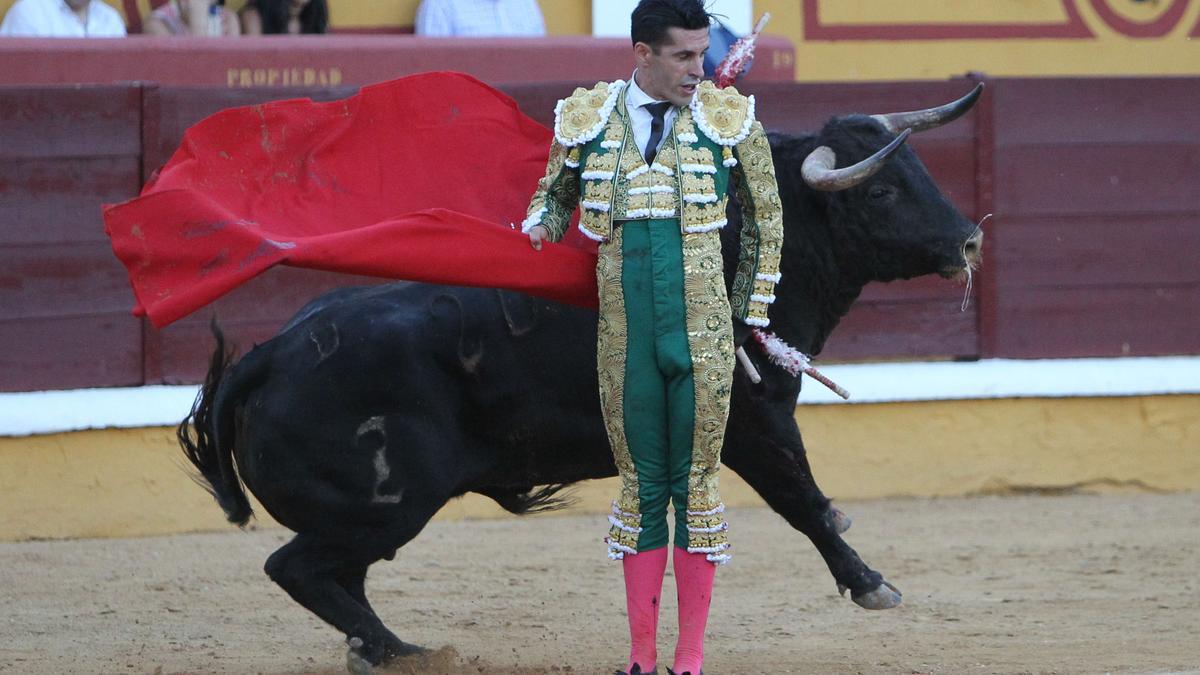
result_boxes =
[625,69,682,163]
[415,0,545,37]
[0,0,127,37]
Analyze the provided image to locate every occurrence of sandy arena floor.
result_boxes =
[1,493,1198,674]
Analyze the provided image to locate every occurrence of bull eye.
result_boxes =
[868,183,895,202]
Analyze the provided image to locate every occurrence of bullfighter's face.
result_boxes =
[634,26,709,108]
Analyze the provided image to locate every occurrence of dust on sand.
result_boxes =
[1,493,1198,674]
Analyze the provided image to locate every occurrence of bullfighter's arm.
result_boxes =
[730,120,784,328]
[520,139,581,243]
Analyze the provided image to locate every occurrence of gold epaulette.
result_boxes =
[553,80,625,147]
[690,81,756,147]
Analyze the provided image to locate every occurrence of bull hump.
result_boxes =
[691,81,755,146]
[554,80,622,147]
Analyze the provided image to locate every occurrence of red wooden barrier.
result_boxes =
[2,75,1198,391]
[0,86,145,391]
[988,78,1200,358]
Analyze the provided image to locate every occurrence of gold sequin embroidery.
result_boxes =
[679,229,734,553]
[596,229,642,552]
[729,121,783,322]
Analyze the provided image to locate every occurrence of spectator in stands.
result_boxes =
[143,0,239,36]
[241,0,328,35]
[415,0,545,37]
[0,0,126,37]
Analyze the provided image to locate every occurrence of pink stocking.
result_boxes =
[622,546,669,673]
[672,548,717,675]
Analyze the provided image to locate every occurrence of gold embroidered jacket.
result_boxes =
[521,80,783,327]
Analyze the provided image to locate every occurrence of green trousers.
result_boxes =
[601,217,733,561]
[621,219,696,551]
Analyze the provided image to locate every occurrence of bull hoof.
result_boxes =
[382,639,426,662]
[837,579,902,610]
[347,638,373,675]
[827,505,852,534]
[347,635,425,669]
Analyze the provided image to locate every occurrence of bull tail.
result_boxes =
[177,319,255,526]
[478,484,576,515]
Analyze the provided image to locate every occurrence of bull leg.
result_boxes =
[741,412,852,535]
[336,563,376,618]
[723,408,901,609]
[265,534,420,665]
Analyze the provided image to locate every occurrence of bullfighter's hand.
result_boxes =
[527,225,548,251]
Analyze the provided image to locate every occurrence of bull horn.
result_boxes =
[802,128,911,192]
[871,82,984,135]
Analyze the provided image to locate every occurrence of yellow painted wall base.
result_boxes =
[1,395,1196,541]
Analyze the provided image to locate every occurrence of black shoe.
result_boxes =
[615,665,658,675]
[666,669,702,675]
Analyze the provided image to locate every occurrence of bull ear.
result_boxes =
[871,82,984,135]
[801,128,911,192]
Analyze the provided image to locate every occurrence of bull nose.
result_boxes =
[963,227,983,263]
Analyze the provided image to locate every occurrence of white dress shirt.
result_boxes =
[415,0,545,37]
[625,69,682,163]
[0,0,126,37]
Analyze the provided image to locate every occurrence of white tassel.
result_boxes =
[608,515,643,534]
[686,522,729,534]
[683,218,727,233]
[625,165,650,180]
[519,207,546,234]
[576,223,607,242]
[687,543,730,554]
[607,540,638,560]
[629,185,675,195]
[686,504,726,517]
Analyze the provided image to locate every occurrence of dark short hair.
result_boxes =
[247,0,330,34]
[630,0,712,49]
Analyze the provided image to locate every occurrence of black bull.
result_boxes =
[180,86,984,666]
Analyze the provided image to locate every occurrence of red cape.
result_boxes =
[104,72,598,328]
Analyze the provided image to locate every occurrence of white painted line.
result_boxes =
[1,385,200,437]
[2,356,1199,436]
[795,356,1200,404]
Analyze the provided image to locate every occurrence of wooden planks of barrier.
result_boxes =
[988,77,1200,358]
[0,86,145,391]
[2,76,1197,391]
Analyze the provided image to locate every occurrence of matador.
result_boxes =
[523,2,783,673]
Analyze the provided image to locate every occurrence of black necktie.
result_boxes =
[643,101,671,165]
